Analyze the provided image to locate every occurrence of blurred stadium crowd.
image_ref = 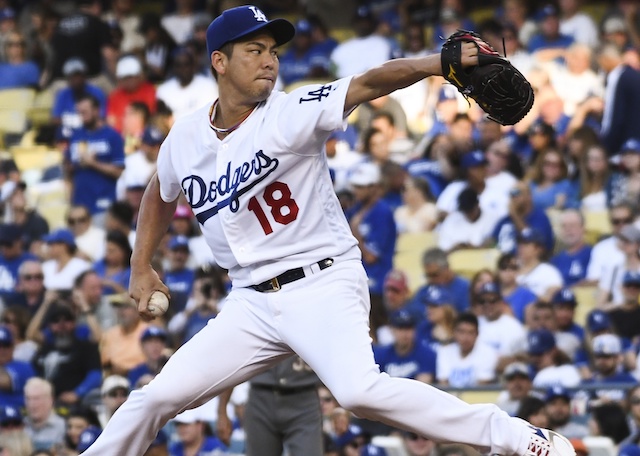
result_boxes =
[0,0,638,455]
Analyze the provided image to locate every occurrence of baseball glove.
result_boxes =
[440,29,534,126]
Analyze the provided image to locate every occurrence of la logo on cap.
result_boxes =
[248,6,267,22]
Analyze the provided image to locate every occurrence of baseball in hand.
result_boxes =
[147,291,169,317]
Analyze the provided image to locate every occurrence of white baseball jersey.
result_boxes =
[157,77,361,287]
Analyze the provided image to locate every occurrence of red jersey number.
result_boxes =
[248,181,299,235]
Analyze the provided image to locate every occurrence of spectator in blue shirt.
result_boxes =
[415,284,457,349]
[279,19,330,86]
[496,253,538,323]
[64,94,125,220]
[346,162,397,337]
[170,408,228,456]
[493,181,555,255]
[0,31,40,89]
[528,4,574,58]
[415,247,470,313]
[93,230,131,296]
[373,309,436,383]
[527,149,578,212]
[0,325,34,408]
[52,58,107,140]
[551,209,592,286]
[164,235,195,314]
[128,326,169,389]
[0,223,37,304]
[551,288,585,361]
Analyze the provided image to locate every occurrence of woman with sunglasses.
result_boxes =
[0,31,40,89]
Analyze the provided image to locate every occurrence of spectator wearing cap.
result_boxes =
[156,47,218,121]
[415,284,457,348]
[493,179,555,256]
[416,247,470,313]
[0,30,40,90]
[437,150,509,223]
[100,293,148,376]
[127,326,169,388]
[496,362,533,416]
[544,386,588,439]
[581,334,636,404]
[346,162,397,338]
[438,187,499,253]
[550,209,592,286]
[528,3,574,59]
[515,227,564,300]
[164,235,195,314]
[597,225,640,308]
[527,149,577,212]
[373,309,436,383]
[598,43,640,157]
[64,93,125,222]
[106,55,157,133]
[475,282,527,364]
[0,324,34,408]
[0,404,34,454]
[558,0,599,48]
[96,375,129,427]
[496,253,537,324]
[170,408,228,455]
[279,19,326,86]
[550,288,585,361]
[67,204,106,263]
[330,5,392,80]
[608,138,640,207]
[0,223,37,302]
[527,328,581,388]
[32,304,101,406]
[381,269,422,327]
[586,202,633,284]
[93,230,131,296]
[601,16,634,53]
[41,228,91,291]
[76,425,102,453]
[436,313,498,387]
[23,377,65,451]
[52,57,108,141]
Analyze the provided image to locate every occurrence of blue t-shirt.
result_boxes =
[504,286,538,323]
[0,359,35,407]
[92,259,130,295]
[373,341,436,379]
[530,179,578,212]
[165,268,195,312]
[0,62,39,89]
[66,125,125,214]
[493,208,555,254]
[411,276,470,314]
[345,200,397,295]
[527,33,574,53]
[405,158,449,198]
[0,252,37,301]
[551,245,592,286]
[278,50,316,86]
[168,436,227,456]
[128,363,153,387]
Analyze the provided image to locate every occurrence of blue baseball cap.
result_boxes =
[592,333,622,355]
[141,325,168,342]
[0,223,21,244]
[0,325,13,346]
[551,288,577,307]
[389,309,417,328]
[168,235,190,251]
[0,8,15,21]
[517,227,544,245]
[619,445,640,456]
[295,19,312,34]
[44,228,76,248]
[419,284,451,306]
[460,150,488,168]
[336,425,364,448]
[151,429,168,447]
[0,405,22,425]
[527,329,556,355]
[206,5,295,57]
[438,85,458,102]
[141,126,164,146]
[77,426,102,452]
[623,270,640,286]
[621,138,640,154]
[361,444,389,456]
[477,282,501,297]
[544,385,571,402]
[587,309,611,332]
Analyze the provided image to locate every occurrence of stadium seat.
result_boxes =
[396,231,438,254]
[583,210,612,245]
[31,180,68,229]
[447,248,501,279]
[572,285,599,327]
[455,389,501,405]
[0,88,36,111]
[10,146,61,172]
[394,232,438,292]
[28,88,55,126]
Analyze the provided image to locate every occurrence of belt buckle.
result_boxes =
[267,277,281,292]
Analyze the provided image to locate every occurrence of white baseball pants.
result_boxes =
[81,260,532,456]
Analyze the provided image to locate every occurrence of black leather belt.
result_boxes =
[250,258,334,292]
[251,384,317,395]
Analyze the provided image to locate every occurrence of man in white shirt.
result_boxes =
[118,126,164,202]
[156,48,218,121]
[558,0,599,48]
[527,329,581,388]
[67,205,106,262]
[543,386,588,439]
[475,282,527,360]
[586,202,632,284]
[437,313,498,388]
[496,362,534,416]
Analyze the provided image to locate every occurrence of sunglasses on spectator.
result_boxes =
[477,297,500,305]
[630,397,640,406]
[67,216,89,225]
[21,273,43,281]
[0,420,22,427]
[611,217,633,225]
[107,389,128,398]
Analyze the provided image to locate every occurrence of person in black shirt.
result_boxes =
[609,271,640,340]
